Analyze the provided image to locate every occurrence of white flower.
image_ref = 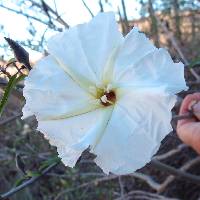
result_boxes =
[23,12,187,175]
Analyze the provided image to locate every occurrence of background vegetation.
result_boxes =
[0,0,200,199]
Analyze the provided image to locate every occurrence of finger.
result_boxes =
[179,93,200,114]
[177,122,200,154]
[192,102,200,120]
[177,93,200,128]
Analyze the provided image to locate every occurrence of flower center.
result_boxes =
[90,85,116,107]
[100,90,116,106]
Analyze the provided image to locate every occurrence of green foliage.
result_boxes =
[26,171,41,177]
[39,156,61,171]
[14,177,29,187]
[14,171,40,187]
[0,74,26,116]
[189,57,200,68]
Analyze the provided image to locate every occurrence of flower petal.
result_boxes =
[113,27,156,81]
[37,107,112,167]
[47,12,123,87]
[93,87,176,174]
[23,55,99,120]
[114,48,187,94]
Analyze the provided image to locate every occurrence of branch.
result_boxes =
[117,6,126,36]
[172,112,196,121]
[187,80,200,86]
[81,0,94,18]
[0,4,54,30]
[129,157,200,193]
[128,145,198,192]
[130,172,161,191]
[34,0,69,28]
[0,1,69,31]
[151,158,200,185]
[156,156,200,193]
[99,0,104,12]
[153,144,187,160]
[55,175,117,200]
[156,17,200,81]
[121,0,129,34]
[0,160,60,200]
[118,176,125,200]
[0,113,22,126]
[114,190,178,200]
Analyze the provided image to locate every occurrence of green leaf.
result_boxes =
[16,74,26,82]
[14,177,28,187]
[0,74,17,116]
[39,156,61,171]
[26,171,41,177]
[189,58,200,68]
[0,74,26,116]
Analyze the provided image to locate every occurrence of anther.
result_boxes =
[100,90,116,106]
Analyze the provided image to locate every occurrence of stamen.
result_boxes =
[93,84,116,107]
[100,90,116,106]
[100,95,108,104]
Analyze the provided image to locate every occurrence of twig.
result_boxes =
[151,158,200,185]
[0,4,54,30]
[118,176,125,200]
[0,113,22,126]
[179,90,200,94]
[41,0,54,28]
[114,190,178,200]
[172,112,195,121]
[118,6,126,36]
[121,0,129,34]
[99,0,104,12]
[187,80,200,86]
[53,0,58,13]
[55,175,117,200]
[157,156,200,193]
[33,0,69,28]
[54,155,200,199]
[81,0,94,18]
[156,17,200,81]
[46,172,105,178]
[153,144,187,160]
[0,161,60,200]
[130,172,161,191]
[128,145,198,192]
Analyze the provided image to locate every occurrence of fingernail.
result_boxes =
[188,100,198,110]
[193,102,200,120]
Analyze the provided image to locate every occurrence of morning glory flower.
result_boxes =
[23,12,187,175]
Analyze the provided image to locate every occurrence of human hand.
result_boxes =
[177,93,200,154]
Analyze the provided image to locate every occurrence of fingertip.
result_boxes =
[176,122,195,146]
[179,93,200,114]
